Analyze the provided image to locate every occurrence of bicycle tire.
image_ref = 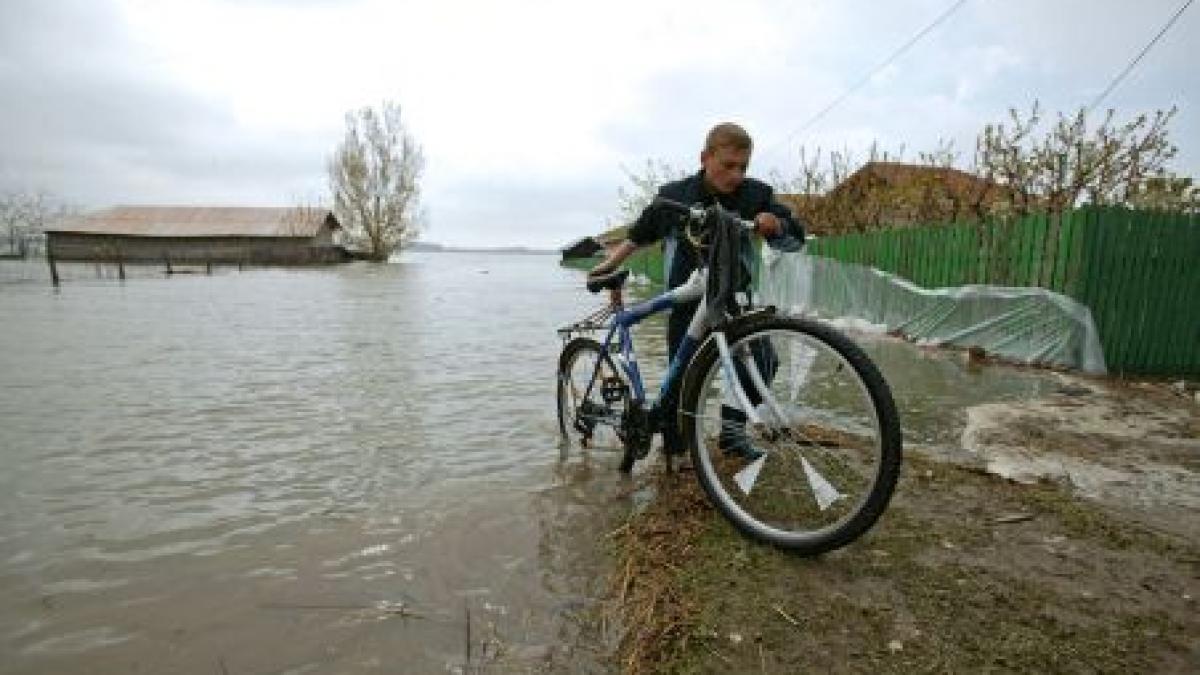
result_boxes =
[556,337,637,470]
[678,315,902,555]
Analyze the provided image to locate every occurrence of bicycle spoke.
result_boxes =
[681,318,901,554]
[557,337,629,453]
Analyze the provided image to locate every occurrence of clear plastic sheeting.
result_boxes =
[758,250,1108,375]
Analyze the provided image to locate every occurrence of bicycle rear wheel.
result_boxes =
[557,337,630,457]
[679,316,901,555]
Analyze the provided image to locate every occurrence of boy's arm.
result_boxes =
[589,240,638,276]
[592,194,669,275]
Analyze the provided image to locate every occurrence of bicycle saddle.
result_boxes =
[585,268,629,293]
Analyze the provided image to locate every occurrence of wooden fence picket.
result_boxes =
[806,207,1198,376]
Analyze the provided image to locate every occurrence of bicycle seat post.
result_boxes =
[608,287,623,310]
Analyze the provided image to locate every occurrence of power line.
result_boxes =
[1087,0,1193,112]
[762,0,970,163]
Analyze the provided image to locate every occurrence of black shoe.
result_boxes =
[718,405,764,461]
[649,401,686,456]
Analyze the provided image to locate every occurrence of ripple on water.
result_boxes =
[21,626,137,656]
[40,578,131,595]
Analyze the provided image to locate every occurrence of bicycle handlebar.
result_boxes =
[584,198,758,294]
[650,197,757,232]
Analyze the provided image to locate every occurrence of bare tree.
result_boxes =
[328,102,425,261]
[768,103,1187,236]
[974,102,1180,216]
[771,146,859,233]
[774,142,957,233]
[280,201,327,237]
[0,190,73,256]
[612,159,689,230]
[0,193,26,254]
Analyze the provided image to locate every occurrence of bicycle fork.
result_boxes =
[710,329,846,511]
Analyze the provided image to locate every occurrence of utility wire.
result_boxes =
[761,0,970,163]
[1087,0,1192,112]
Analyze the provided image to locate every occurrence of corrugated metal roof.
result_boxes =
[48,206,341,238]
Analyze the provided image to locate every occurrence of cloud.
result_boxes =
[1,0,1196,247]
[0,0,333,205]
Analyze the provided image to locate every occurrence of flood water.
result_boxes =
[1,253,648,674]
[0,252,1064,674]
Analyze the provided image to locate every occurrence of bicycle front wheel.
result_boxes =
[678,316,901,555]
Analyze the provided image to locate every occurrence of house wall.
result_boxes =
[47,233,347,264]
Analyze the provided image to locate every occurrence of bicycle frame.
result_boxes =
[576,267,779,427]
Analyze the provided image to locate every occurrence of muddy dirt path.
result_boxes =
[608,373,1199,673]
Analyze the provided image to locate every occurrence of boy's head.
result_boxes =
[701,123,753,195]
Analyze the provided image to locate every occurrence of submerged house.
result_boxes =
[46,206,350,265]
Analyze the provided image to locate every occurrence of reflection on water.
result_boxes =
[0,253,1067,673]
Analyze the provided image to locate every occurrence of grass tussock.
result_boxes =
[605,469,711,674]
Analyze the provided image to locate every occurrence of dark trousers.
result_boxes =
[662,300,697,455]
[663,300,777,454]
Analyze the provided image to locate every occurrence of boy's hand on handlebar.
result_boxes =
[589,261,615,278]
[754,212,782,237]
[589,240,636,280]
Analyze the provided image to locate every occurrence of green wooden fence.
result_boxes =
[807,207,1199,377]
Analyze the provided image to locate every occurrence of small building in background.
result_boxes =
[46,206,351,265]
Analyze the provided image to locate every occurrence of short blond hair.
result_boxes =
[704,123,753,153]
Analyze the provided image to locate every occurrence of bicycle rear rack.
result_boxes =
[556,305,615,341]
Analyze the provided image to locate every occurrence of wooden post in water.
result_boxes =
[48,251,60,287]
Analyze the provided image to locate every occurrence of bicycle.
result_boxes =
[555,198,902,554]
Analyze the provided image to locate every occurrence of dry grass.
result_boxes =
[604,468,711,674]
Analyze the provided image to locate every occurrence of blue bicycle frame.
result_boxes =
[581,267,713,414]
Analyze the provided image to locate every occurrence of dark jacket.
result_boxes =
[627,170,805,292]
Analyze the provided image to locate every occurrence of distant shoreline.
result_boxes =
[405,242,557,255]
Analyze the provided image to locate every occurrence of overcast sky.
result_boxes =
[1,0,1195,248]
